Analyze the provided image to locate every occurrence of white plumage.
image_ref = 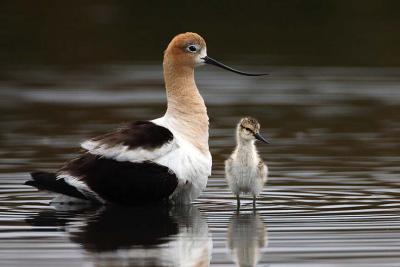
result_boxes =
[152,116,212,204]
[81,138,176,163]
[225,117,269,208]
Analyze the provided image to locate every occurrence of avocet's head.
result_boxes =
[237,117,269,144]
[164,32,267,76]
[164,32,207,67]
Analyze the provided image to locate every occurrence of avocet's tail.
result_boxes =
[25,171,88,200]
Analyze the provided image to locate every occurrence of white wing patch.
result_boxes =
[57,172,105,204]
[81,139,176,163]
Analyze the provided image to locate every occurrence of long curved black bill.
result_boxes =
[254,133,270,144]
[202,56,268,76]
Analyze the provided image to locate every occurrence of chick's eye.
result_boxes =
[187,45,197,53]
[242,126,252,132]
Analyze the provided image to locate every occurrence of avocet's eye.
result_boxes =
[186,45,198,53]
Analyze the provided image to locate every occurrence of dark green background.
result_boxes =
[1,0,400,67]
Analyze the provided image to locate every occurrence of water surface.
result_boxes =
[1,65,400,266]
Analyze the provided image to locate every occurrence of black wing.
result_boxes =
[26,120,178,205]
[82,120,173,148]
[60,153,178,205]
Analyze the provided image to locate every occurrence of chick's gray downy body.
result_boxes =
[225,117,268,208]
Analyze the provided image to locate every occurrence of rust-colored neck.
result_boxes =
[163,57,209,154]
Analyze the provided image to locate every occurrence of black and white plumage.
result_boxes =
[81,121,175,163]
[26,121,185,204]
[25,32,264,205]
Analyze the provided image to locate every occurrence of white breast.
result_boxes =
[226,148,265,196]
[152,117,212,204]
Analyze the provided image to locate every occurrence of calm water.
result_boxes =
[1,65,400,266]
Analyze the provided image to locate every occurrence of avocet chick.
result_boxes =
[225,117,269,208]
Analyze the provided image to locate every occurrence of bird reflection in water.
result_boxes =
[227,211,267,267]
[26,204,212,266]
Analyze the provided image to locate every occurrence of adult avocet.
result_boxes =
[25,32,266,205]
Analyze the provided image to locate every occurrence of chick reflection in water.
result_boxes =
[26,204,212,267]
[227,211,267,267]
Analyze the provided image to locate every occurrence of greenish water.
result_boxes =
[0,65,400,266]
